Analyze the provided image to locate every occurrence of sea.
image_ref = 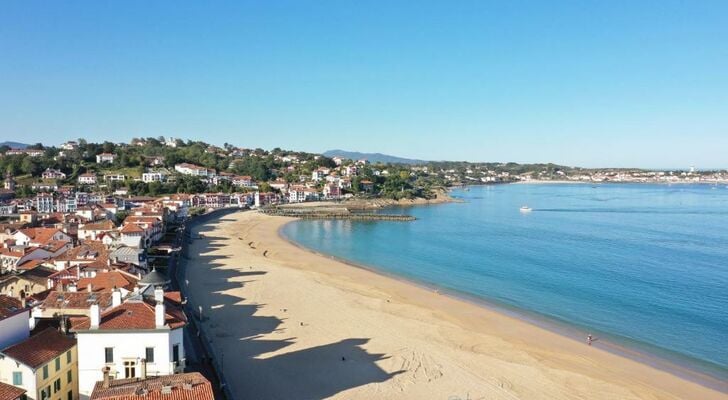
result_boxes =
[281,183,728,384]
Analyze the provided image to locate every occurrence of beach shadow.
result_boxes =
[184,217,404,399]
[237,337,404,400]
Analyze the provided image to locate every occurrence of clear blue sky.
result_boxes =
[1,1,726,168]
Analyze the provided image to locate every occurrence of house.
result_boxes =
[13,228,72,248]
[89,372,213,400]
[110,247,147,271]
[323,184,341,200]
[174,163,215,178]
[78,174,97,186]
[269,179,288,191]
[0,328,79,400]
[0,267,55,300]
[118,224,145,248]
[34,193,55,213]
[71,288,186,397]
[141,170,168,183]
[232,175,254,188]
[32,291,113,320]
[53,241,110,273]
[60,141,78,151]
[0,248,54,275]
[77,221,116,242]
[102,174,125,182]
[0,382,25,400]
[287,186,320,203]
[360,180,375,193]
[41,169,66,180]
[311,168,329,182]
[95,153,116,164]
[0,295,28,349]
[143,156,165,167]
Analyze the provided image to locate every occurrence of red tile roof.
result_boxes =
[120,224,145,234]
[17,228,65,245]
[90,372,213,400]
[77,270,139,292]
[0,382,26,400]
[56,240,109,262]
[0,295,25,321]
[1,328,76,369]
[81,220,117,231]
[71,292,186,331]
[42,291,113,311]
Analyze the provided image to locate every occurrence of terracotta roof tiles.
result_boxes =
[1,328,75,369]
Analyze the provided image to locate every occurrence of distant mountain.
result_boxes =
[0,141,29,149]
[323,149,428,165]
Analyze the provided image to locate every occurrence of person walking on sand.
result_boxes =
[587,334,593,346]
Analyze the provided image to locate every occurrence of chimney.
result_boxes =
[87,283,93,293]
[101,366,111,389]
[155,300,165,328]
[90,303,100,329]
[140,359,147,379]
[154,287,164,303]
[111,288,122,307]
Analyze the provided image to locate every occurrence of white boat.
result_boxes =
[520,206,532,213]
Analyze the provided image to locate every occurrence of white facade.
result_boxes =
[95,153,116,163]
[78,175,97,185]
[174,163,215,177]
[142,171,167,183]
[76,329,184,397]
[0,309,29,350]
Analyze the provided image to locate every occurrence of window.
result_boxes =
[124,361,136,379]
[41,386,50,400]
[172,344,180,365]
[55,357,61,371]
[54,378,61,393]
[12,371,22,385]
[66,350,72,363]
[67,390,73,400]
[104,347,114,363]
[145,347,155,363]
[67,369,72,383]
[42,365,49,379]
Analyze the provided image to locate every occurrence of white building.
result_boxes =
[71,288,186,398]
[174,163,215,178]
[232,175,254,188]
[34,193,54,213]
[0,327,78,400]
[95,153,116,164]
[41,168,67,180]
[142,170,168,183]
[0,295,29,349]
[78,173,97,185]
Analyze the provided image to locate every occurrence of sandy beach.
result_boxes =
[183,211,727,400]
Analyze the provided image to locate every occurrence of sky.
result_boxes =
[1,1,727,169]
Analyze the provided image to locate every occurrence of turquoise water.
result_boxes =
[282,184,728,381]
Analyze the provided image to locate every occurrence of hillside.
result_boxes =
[323,149,428,165]
[0,141,29,149]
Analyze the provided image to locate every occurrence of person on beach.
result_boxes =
[587,334,593,345]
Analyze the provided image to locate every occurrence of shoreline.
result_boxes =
[183,210,727,399]
[278,220,728,391]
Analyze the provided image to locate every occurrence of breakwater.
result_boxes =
[261,207,415,221]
